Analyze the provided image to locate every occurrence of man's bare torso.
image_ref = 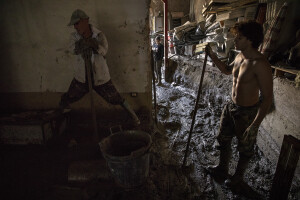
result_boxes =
[231,53,263,106]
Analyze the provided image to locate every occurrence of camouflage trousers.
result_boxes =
[217,100,260,157]
[60,79,124,107]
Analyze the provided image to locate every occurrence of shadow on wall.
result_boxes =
[273,0,300,54]
[0,28,14,94]
[0,19,15,111]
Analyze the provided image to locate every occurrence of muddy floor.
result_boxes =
[148,75,300,199]
[1,66,299,199]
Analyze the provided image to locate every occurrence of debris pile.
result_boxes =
[171,0,261,60]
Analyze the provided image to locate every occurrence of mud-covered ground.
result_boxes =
[148,67,300,199]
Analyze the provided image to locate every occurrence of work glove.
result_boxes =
[85,37,99,52]
[74,39,85,55]
[74,38,99,55]
[81,48,93,61]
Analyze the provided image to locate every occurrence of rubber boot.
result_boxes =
[122,100,140,126]
[225,154,251,188]
[208,146,231,181]
[157,69,162,86]
[157,77,162,86]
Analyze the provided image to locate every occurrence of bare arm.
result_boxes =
[251,59,273,127]
[205,45,233,75]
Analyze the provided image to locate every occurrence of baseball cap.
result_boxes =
[68,9,89,26]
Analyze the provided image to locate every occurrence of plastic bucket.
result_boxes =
[99,130,152,188]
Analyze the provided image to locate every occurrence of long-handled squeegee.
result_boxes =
[151,50,158,125]
[182,45,209,167]
[83,48,99,142]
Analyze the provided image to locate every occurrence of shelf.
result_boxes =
[271,66,299,78]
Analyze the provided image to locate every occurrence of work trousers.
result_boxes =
[60,78,124,107]
[217,100,260,157]
[155,60,162,81]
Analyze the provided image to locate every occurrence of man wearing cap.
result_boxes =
[60,9,140,125]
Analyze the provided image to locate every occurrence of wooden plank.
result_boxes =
[274,68,285,77]
[206,3,258,14]
[202,1,232,14]
[216,8,245,22]
[270,135,300,200]
[195,42,217,54]
[209,0,258,13]
[285,135,300,150]
[271,66,300,76]
[195,44,207,54]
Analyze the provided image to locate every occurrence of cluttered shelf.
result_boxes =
[161,0,300,87]
[165,0,264,64]
[203,0,258,14]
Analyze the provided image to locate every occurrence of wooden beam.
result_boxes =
[270,135,300,200]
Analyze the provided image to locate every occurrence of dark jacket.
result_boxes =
[154,43,164,61]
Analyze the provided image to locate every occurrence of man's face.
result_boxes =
[155,39,160,44]
[234,33,251,51]
[74,18,89,36]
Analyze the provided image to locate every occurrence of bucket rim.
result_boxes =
[99,130,152,161]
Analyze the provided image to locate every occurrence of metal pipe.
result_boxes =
[162,0,168,75]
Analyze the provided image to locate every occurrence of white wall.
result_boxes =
[0,0,150,94]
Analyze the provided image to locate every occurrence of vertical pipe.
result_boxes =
[162,0,168,76]
[151,50,158,125]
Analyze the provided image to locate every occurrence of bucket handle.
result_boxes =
[109,125,123,135]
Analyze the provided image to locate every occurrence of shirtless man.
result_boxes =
[205,21,273,188]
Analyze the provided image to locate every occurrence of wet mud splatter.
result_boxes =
[149,66,300,199]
